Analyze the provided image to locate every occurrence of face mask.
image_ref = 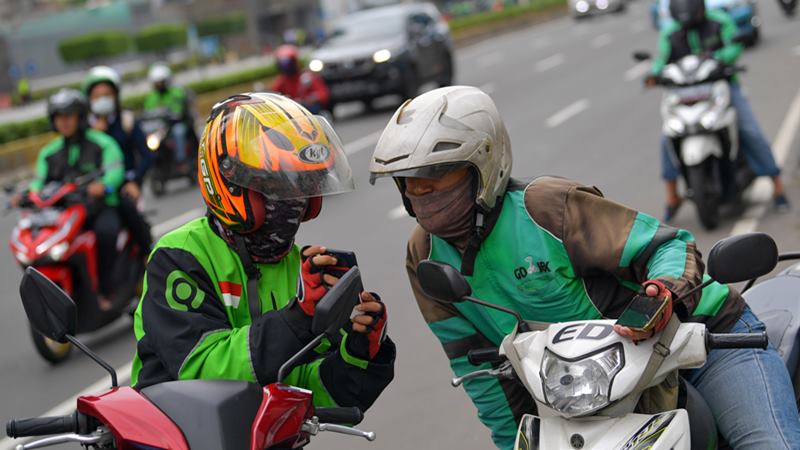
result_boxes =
[90,96,116,116]
[406,172,476,250]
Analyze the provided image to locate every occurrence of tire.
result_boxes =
[687,162,721,230]
[30,327,71,364]
[151,174,166,197]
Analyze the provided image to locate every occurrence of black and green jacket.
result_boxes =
[131,217,395,413]
[652,9,742,75]
[30,129,125,206]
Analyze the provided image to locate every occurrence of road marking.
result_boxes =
[730,86,800,236]
[345,130,383,155]
[477,52,504,68]
[388,205,408,219]
[545,99,590,128]
[536,53,565,73]
[591,33,613,49]
[624,61,652,81]
[630,20,648,33]
[479,82,496,95]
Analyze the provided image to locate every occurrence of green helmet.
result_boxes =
[82,65,121,97]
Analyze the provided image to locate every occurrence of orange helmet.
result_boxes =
[198,93,354,233]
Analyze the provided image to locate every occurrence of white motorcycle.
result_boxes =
[418,232,800,449]
[636,51,750,230]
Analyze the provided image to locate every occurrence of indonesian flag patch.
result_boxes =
[218,281,242,308]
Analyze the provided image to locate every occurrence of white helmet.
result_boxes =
[369,86,512,213]
[148,63,172,84]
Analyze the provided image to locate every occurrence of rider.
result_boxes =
[648,0,789,220]
[131,93,395,415]
[143,63,192,170]
[26,89,125,307]
[271,44,331,115]
[369,86,800,449]
[83,65,153,252]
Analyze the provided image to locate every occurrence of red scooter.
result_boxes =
[5,267,376,450]
[8,175,145,363]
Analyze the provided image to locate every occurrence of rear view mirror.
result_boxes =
[19,267,77,343]
[417,260,471,304]
[707,233,778,284]
[312,267,363,336]
[633,51,652,62]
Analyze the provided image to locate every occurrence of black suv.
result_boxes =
[309,3,454,110]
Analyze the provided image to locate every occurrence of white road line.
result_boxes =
[729,86,800,236]
[591,33,613,49]
[630,20,648,34]
[536,53,565,73]
[624,61,652,82]
[388,205,408,220]
[479,82,496,95]
[477,52,504,68]
[0,130,390,450]
[545,99,590,128]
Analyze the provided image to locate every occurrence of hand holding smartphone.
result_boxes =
[615,293,671,333]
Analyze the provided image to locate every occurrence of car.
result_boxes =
[650,0,761,46]
[309,3,454,111]
[570,0,626,19]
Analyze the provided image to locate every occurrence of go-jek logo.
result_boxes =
[514,256,551,280]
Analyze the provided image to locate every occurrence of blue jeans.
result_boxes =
[683,306,800,449]
[661,83,781,181]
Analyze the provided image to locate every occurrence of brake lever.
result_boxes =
[451,361,514,387]
[14,431,108,450]
[302,417,376,441]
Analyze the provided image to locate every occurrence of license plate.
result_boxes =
[674,84,713,104]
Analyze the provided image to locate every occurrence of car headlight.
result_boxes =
[621,412,676,449]
[372,49,392,64]
[309,59,324,72]
[541,345,623,417]
[700,111,719,130]
[146,134,161,151]
[666,117,686,134]
[576,0,590,12]
[48,242,69,261]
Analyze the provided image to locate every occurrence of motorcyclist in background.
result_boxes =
[271,44,331,116]
[131,93,395,416]
[15,89,125,309]
[143,63,192,171]
[647,0,789,221]
[83,66,153,253]
[369,86,800,450]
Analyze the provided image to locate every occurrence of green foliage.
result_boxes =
[0,117,50,145]
[196,14,247,37]
[57,31,130,64]
[134,23,188,54]
[449,0,565,32]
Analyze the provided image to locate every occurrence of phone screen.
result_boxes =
[615,295,668,331]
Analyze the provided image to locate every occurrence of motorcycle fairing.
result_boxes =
[680,135,723,166]
[250,383,314,450]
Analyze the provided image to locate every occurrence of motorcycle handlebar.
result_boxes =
[315,407,364,426]
[467,348,505,366]
[6,413,82,438]
[706,332,768,350]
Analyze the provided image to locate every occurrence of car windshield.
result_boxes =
[326,10,406,47]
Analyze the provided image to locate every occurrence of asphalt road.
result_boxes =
[1,1,800,448]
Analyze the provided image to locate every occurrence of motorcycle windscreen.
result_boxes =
[216,114,355,201]
[515,414,541,450]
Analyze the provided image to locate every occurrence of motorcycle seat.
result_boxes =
[679,378,719,450]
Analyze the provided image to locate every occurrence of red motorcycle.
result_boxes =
[8,176,145,363]
[6,267,376,450]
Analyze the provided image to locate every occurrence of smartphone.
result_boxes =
[324,249,358,278]
[615,294,670,332]
[313,266,363,336]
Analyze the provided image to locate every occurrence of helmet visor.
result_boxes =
[368,162,469,185]
[218,115,355,200]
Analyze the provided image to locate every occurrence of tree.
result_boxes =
[196,13,247,38]
[58,31,130,64]
[134,23,188,56]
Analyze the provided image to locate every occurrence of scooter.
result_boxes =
[139,108,198,197]
[7,175,145,363]
[635,51,750,230]
[5,266,377,449]
[417,232,800,449]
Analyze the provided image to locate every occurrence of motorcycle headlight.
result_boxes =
[146,134,161,151]
[712,82,730,107]
[666,117,686,134]
[541,345,623,417]
[700,111,719,130]
[48,242,69,261]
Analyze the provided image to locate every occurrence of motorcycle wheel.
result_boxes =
[687,163,721,230]
[151,176,166,198]
[30,327,72,364]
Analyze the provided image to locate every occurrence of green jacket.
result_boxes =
[131,217,395,413]
[143,86,187,118]
[30,129,124,206]
[652,9,742,75]
[406,177,744,449]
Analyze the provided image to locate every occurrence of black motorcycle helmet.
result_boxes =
[670,0,706,27]
[47,88,88,132]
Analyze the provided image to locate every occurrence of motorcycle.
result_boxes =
[5,266,377,450]
[7,175,145,363]
[139,108,198,197]
[417,232,800,449]
[636,51,750,230]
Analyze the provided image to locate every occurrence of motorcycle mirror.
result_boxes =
[632,51,652,62]
[19,267,76,343]
[312,266,363,336]
[417,260,471,304]
[707,233,778,284]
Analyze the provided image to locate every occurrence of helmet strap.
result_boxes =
[232,234,263,320]
[459,191,506,277]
